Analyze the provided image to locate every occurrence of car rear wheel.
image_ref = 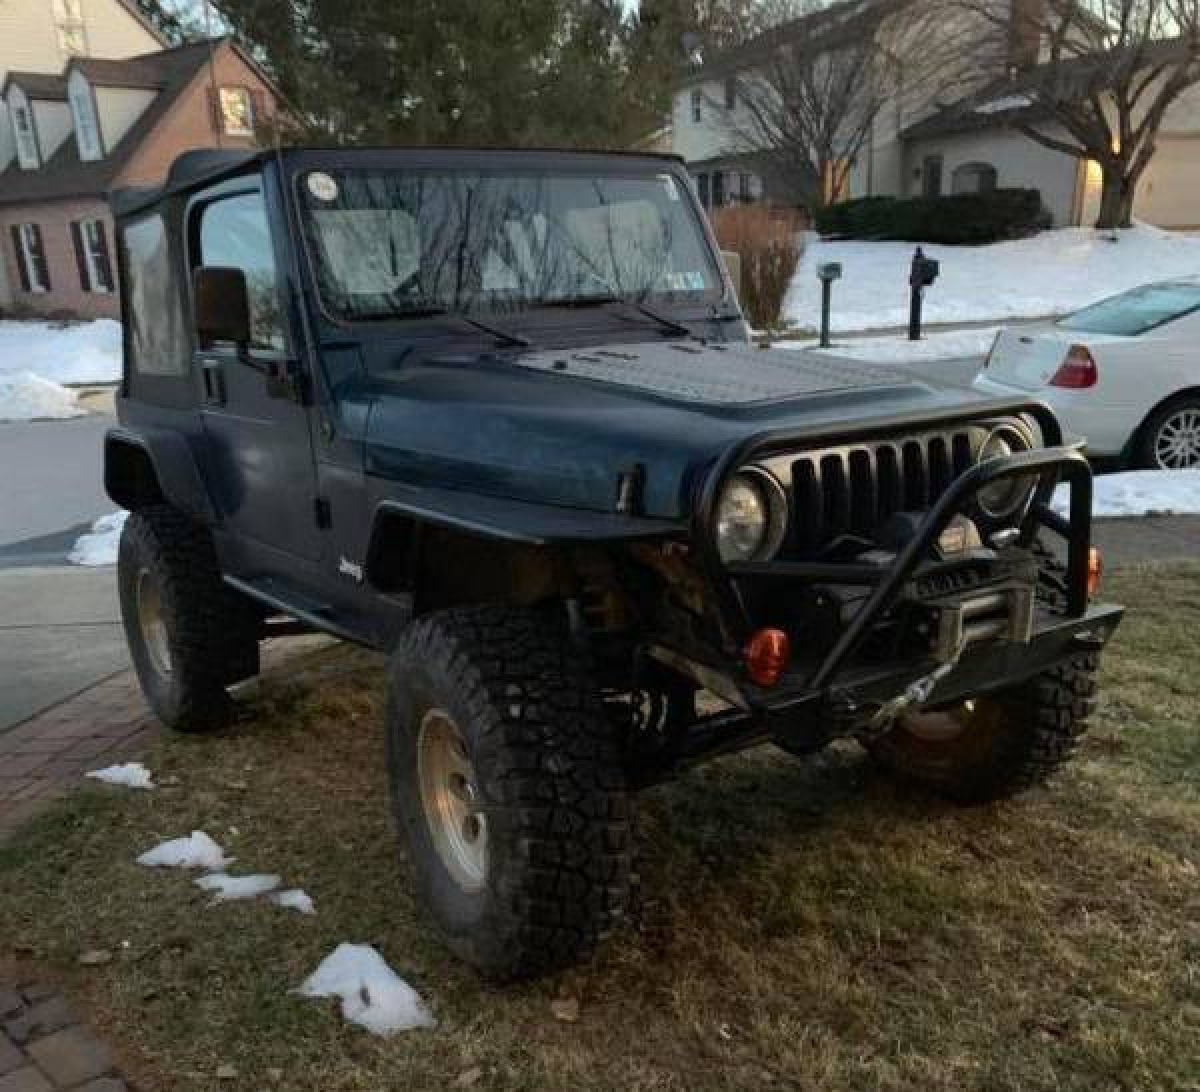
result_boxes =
[867,654,1097,803]
[386,606,632,980]
[1136,394,1200,470]
[118,505,261,732]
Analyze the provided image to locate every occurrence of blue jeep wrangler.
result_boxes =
[105,147,1122,979]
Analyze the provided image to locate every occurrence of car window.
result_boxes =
[196,191,286,351]
[1059,282,1200,337]
[123,213,188,376]
[298,169,720,320]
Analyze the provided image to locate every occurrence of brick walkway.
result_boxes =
[0,981,126,1091]
[0,672,154,843]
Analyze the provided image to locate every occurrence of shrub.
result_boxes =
[709,204,806,329]
[813,189,1051,244]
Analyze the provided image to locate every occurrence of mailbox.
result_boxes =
[817,261,843,283]
[909,247,939,289]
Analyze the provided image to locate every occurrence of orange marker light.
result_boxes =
[1088,547,1103,599]
[745,628,791,686]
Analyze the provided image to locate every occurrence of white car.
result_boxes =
[974,280,1200,468]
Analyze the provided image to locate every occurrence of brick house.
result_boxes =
[0,37,281,318]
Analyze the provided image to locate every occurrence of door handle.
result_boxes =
[200,359,225,404]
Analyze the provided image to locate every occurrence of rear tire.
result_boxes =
[868,654,1098,803]
[1134,393,1200,469]
[386,606,632,980]
[117,505,260,733]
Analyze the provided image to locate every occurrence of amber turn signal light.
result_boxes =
[744,627,791,686]
[1087,547,1103,599]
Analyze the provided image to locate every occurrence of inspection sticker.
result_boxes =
[307,171,339,201]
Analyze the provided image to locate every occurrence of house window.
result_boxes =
[53,0,88,55]
[69,82,103,161]
[951,161,998,195]
[71,218,114,293]
[218,87,255,136]
[695,172,710,207]
[922,154,944,198]
[12,105,39,168]
[10,224,51,293]
[712,170,727,207]
[724,76,737,110]
[691,88,702,124]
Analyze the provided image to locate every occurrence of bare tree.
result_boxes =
[723,0,952,212]
[959,0,1200,228]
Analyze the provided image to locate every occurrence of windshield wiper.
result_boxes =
[390,304,531,349]
[543,295,694,340]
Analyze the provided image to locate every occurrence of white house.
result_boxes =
[671,0,1200,229]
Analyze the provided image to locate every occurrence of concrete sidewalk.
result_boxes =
[0,567,128,733]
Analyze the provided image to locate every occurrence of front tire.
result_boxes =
[868,654,1098,803]
[117,505,260,733]
[386,606,632,980]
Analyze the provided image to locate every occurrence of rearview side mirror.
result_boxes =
[193,265,251,348]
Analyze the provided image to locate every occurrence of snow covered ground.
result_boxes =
[777,326,1002,364]
[0,373,86,421]
[0,318,121,421]
[0,319,121,384]
[67,510,127,566]
[1052,469,1200,518]
[784,225,1200,332]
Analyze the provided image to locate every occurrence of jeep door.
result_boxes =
[187,177,322,563]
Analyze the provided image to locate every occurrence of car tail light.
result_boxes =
[744,627,790,686]
[1049,344,1098,389]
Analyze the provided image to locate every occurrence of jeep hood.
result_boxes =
[358,340,989,522]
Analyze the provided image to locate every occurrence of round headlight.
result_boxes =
[715,469,787,562]
[976,423,1036,520]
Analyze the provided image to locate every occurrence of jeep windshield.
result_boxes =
[296,168,722,322]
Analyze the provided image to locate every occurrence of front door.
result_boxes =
[189,182,322,563]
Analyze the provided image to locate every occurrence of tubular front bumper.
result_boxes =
[687,399,1124,719]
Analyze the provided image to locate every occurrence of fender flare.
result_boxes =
[104,426,216,521]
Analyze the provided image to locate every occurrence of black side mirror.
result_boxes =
[193,266,251,347]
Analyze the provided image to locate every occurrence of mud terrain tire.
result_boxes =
[117,505,260,732]
[386,606,632,980]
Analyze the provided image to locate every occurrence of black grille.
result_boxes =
[790,431,975,553]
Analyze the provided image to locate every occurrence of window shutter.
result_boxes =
[250,89,267,126]
[94,220,114,291]
[207,86,223,134]
[10,226,31,292]
[29,225,51,291]
[71,220,92,292]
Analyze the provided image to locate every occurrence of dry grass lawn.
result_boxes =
[1,564,1197,1091]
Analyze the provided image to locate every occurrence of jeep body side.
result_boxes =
[105,147,1123,979]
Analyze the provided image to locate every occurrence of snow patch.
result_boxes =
[86,763,154,790]
[0,372,84,422]
[785,225,1200,332]
[0,319,122,384]
[1053,469,1200,518]
[195,872,282,902]
[777,326,1002,364]
[68,510,128,567]
[272,889,316,915]
[297,943,435,1035]
[137,831,231,871]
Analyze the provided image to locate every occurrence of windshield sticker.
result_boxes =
[307,171,339,202]
[658,174,680,202]
[666,271,705,292]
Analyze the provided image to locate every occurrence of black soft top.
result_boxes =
[109,145,685,219]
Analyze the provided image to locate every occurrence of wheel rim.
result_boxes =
[136,567,172,677]
[898,698,992,742]
[416,708,487,893]
[1153,407,1200,469]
